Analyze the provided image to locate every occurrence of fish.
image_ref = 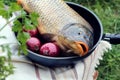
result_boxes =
[17,0,94,56]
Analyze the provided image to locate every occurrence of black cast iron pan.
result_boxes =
[25,2,120,67]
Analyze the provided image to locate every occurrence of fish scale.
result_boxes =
[18,0,94,56]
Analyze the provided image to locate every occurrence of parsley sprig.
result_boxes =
[0,0,39,79]
[12,11,39,55]
[0,0,39,54]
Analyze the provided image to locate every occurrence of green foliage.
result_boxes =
[0,0,39,55]
[3,0,17,6]
[0,0,39,79]
[0,0,21,19]
[17,31,30,55]
[98,45,120,80]
[29,12,39,27]
[12,10,39,55]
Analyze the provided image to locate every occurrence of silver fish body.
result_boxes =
[18,0,94,56]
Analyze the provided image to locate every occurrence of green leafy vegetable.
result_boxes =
[12,20,23,32]
[17,31,30,54]
[29,12,39,27]
[0,0,39,79]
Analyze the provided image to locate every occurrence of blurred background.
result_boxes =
[65,0,120,80]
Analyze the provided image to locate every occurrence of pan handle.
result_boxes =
[103,33,120,44]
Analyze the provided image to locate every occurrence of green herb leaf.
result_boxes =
[17,31,30,54]
[29,12,39,27]
[3,0,16,6]
[17,32,30,43]
[9,3,22,12]
[0,1,4,8]
[0,1,39,79]
[24,18,35,30]
[0,8,11,19]
[12,20,23,32]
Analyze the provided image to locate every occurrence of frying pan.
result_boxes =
[25,2,120,67]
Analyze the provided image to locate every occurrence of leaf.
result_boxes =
[19,10,27,18]
[29,12,39,26]
[0,0,22,19]
[24,17,36,30]
[17,32,30,54]
[17,32,30,43]
[9,3,22,12]
[0,1,13,19]
[12,20,23,32]
[0,8,11,19]
[0,1,4,8]
[20,43,28,55]
[3,0,16,6]
[21,10,27,16]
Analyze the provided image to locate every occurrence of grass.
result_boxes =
[65,0,120,80]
